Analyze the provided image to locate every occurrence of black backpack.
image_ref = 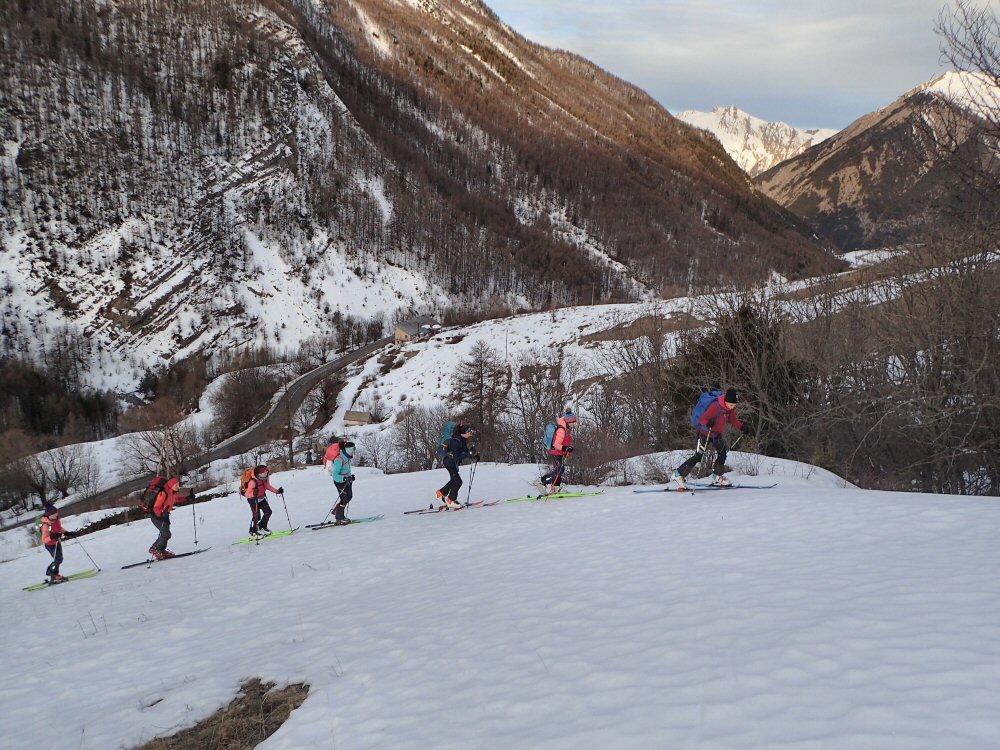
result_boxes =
[139,476,168,513]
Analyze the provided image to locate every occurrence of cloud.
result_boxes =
[488,0,949,129]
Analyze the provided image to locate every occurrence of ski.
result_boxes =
[231,528,299,546]
[23,568,99,592]
[506,490,605,503]
[310,515,384,530]
[121,548,212,570]
[688,482,778,491]
[632,487,698,494]
[404,500,501,515]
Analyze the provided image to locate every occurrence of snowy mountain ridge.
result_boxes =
[675,105,837,177]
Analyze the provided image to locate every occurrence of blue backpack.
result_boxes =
[437,421,458,457]
[542,422,557,450]
[691,390,724,428]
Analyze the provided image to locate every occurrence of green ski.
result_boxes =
[506,490,605,503]
[231,528,299,546]
[23,568,99,592]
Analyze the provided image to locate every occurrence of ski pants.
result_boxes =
[541,453,566,487]
[676,433,728,478]
[45,542,63,577]
[150,512,171,552]
[247,498,272,533]
[439,460,462,501]
[333,481,353,521]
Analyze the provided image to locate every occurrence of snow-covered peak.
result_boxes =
[676,105,837,177]
[913,69,1000,120]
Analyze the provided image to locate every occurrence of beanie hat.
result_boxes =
[459,424,475,435]
[43,504,58,516]
[724,388,740,405]
[563,411,578,424]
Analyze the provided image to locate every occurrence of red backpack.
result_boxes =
[139,476,168,513]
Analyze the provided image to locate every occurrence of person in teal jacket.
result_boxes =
[330,441,356,525]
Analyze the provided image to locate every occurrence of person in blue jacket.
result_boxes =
[330,441,356,525]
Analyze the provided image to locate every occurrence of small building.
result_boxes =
[343,410,373,427]
[394,316,442,344]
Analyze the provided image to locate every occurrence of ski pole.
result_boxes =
[545,451,571,500]
[279,491,293,530]
[73,534,101,572]
[191,497,198,546]
[464,459,479,505]
[319,483,348,526]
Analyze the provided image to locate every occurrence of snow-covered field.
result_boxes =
[3,456,1000,749]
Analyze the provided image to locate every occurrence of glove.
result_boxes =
[347,475,355,484]
[740,423,751,435]
[564,446,574,453]
[278,487,285,494]
[188,488,197,499]
[471,451,481,462]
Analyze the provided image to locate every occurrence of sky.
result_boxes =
[484,0,954,131]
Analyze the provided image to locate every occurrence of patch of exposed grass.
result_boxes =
[133,678,309,750]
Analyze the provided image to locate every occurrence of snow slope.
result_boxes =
[3,457,1000,749]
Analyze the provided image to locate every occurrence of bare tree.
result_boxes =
[356,429,397,472]
[41,444,102,498]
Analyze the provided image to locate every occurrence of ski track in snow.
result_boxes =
[2,458,1000,749]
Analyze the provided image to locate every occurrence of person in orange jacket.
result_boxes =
[40,504,76,582]
[243,464,283,537]
[149,477,195,559]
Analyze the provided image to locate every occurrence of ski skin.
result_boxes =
[506,490,605,503]
[404,500,501,515]
[121,548,212,570]
[309,514,385,530]
[23,569,99,592]
[231,528,299,546]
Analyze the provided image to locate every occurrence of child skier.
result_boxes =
[437,424,479,508]
[673,388,748,488]
[148,477,195,559]
[243,465,283,536]
[540,410,577,490]
[330,441,356,525]
[39,504,76,583]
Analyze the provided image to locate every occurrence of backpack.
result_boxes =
[140,475,168,513]
[323,440,344,469]
[436,421,458,457]
[542,421,557,450]
[239,468,255,496]
[691,390,725,429]
[34,513,44,544]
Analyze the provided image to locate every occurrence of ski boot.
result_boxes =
[671,471,688,490]
[711,474,732,487]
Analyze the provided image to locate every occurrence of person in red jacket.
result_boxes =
[40,504,75,582]
[540,410,577,490]
[673,388,748,488]
[149,477,195,559]
[243,464,283,537]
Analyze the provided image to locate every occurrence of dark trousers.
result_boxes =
[45,542,63,578]
[248,499,273,533]
[150,513,171,552]
[541,453,566,486]
[676,433,728,478]
[333,482,353,520]
[439,460,462,501]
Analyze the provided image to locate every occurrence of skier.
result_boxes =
[672,387,749,488]
[39,504,76,583]
[540,409,577,490]
[148,477,195,559]
[329,441,356,525]
[437,424,479,508]
[243,464,283,536]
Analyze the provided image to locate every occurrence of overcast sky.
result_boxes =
[485,0,953,131]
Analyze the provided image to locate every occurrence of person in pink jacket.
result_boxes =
[540,410,577,490]
[243,464,283,537]
[40,504,76,582]
[148,477,195,559]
